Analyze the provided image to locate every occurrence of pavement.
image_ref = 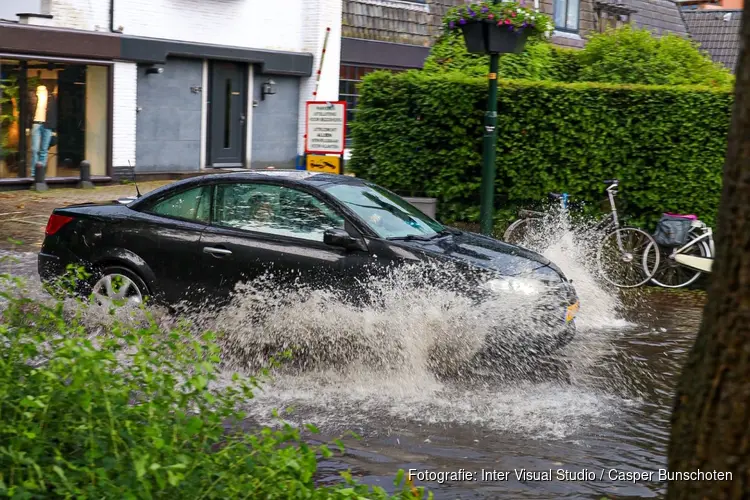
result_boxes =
[0,181,173,253]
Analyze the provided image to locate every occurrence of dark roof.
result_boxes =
[629,0,690,36]
[681,9,742,70]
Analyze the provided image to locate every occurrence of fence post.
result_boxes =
[78,160,94,189]
[32,162,48,192]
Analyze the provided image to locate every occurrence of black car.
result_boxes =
[38,171,579,355]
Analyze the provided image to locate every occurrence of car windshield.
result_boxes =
[324,182,444,239]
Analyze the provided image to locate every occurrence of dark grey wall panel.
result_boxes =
[250,74,300,169]
[135,57,203,172]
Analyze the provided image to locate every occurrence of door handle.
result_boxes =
[240,115,246,124]
[203,246,232,257]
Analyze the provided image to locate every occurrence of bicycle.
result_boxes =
[643,214,714,288]
[503,179,661,288]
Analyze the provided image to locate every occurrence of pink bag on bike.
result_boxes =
[663,212,698,220]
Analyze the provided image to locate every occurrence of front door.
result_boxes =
[208,62,246,167]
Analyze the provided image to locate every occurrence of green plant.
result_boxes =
[0,75,19,155]
[423,25,733,89]
[0,271,430,499]
[442,1,554,41]
[423,35,579,81]
[349,71,732,230]
[577,25,734,87]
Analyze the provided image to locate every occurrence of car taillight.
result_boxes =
[45,214,74,236]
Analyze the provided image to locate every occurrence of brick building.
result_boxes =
[0,0,341,188]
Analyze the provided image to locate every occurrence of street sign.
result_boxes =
[305,101,346,155]
[306,155,341,174]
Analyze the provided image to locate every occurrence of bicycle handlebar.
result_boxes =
[603,179,619,185]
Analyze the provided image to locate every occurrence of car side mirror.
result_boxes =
[324,228,366,251]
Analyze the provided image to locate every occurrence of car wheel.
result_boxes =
[91,266,149,306]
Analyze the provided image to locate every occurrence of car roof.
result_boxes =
[128,170,365,206]
[191,170,363,187]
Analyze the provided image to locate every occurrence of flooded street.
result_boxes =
[0,238,704,499]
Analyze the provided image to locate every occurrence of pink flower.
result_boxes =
[511,11,517,17]
[504,18,512,24]
[488,13,495,19]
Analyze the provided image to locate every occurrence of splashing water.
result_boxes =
[0,213,644,440]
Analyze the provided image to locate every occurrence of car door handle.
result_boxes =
[203,246,232,257]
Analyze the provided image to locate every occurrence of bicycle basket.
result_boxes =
[653,214,693,247]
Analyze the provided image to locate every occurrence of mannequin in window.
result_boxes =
[28,75,58,177]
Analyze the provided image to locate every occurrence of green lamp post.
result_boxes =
[443,1,553,235]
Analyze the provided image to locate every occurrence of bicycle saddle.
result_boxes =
[603,179,619,185]
[548,192,564,200]
[519,209,544,218]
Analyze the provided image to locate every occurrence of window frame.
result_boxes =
[553,0,581,33]
[137,184,213,225]
[208,181,353,244]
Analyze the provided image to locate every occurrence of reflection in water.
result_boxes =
[0,220,703,499]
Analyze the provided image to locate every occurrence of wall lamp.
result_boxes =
[261,79,276,100]
[145,64,164,75]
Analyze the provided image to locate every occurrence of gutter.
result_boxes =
[109,0,115,32]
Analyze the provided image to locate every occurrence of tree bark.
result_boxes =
[666,5,750,499]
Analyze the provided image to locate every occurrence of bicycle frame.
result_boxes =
[673,227,714,257]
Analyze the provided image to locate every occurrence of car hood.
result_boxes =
[394,230,564,279]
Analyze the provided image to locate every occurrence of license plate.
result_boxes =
[565,301,580,323]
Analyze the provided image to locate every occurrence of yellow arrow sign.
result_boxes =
[306,155,341,174]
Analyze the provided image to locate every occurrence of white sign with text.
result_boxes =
[305,101,346,154]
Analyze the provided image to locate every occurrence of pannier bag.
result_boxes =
[653,214,694,247]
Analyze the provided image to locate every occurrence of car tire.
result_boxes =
[89,265,150,306]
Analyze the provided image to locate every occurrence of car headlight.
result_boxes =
[483,277,547,296]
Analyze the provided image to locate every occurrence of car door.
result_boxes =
[198,181,367,303]
[126,184,212,304]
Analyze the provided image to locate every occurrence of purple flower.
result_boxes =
[481,6,489,12]
[449,21,456,28]
[459,18,467,24]
[468,9,476,16]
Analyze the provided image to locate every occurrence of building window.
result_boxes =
[339,64,404,147]
[554,0,581,31]
[594,2,637,32]
[0,58,110,179]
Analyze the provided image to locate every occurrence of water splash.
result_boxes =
[0,218,642,440]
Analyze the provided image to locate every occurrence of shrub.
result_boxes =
[0,273,429,499]
[349,71,732,230]
[577,25,734,87]
[423,25,733,88]
[424,35,579,82]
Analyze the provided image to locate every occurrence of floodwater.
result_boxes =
[0,224,704,499]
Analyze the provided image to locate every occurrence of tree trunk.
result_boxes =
[666,5,750,499]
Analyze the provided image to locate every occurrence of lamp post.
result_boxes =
[480,32,500,236]
[452,1,545,235]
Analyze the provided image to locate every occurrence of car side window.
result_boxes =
[147,186,211,222]
[212,183,345,242]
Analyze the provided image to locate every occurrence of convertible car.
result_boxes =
[38,171,579,355]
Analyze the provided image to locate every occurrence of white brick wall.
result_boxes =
[112,62,137,169]
[41,0,110,31]
[297,0,343,155]
[44,0,306,53]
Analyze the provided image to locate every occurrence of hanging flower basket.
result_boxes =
[443,1,554,54]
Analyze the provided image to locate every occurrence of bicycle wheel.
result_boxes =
[503,218,546,251]
[596,227,661,288]
[645,236,711,289]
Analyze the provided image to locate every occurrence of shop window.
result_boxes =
[0,58,110,180]
[338,64,404,147]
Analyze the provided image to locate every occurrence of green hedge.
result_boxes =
[348,71,733,230]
